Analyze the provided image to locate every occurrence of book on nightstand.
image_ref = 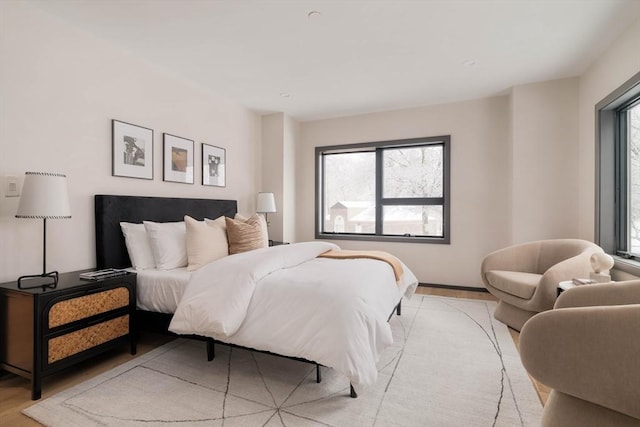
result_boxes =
[79,269,130,281]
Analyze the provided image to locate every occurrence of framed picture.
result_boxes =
[112,120,153,180]
[163,133,194,184]
[202,143,226,187]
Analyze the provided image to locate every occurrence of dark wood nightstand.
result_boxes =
[269,240,289,246]
[0,269,136,399]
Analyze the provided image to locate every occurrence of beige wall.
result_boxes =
[294,17,640,287]
[282,115,299,243]
[3,3,638,288]
[510,78,580,243]
[260,113,298,243]
[298,97,512,287]
[260,113,285,241]
[0,2,261,283]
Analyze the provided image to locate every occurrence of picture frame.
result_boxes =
[112,120,153,180]
[163,133,194,184]
[202,143,226,187]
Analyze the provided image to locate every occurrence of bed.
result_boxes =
[94,194,418,397]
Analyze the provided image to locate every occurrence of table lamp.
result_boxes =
[15,172,71,289]
[256,192,276,226]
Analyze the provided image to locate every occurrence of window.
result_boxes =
[618,99,640,256]
[597,71,640,264]
[315,136,450,244]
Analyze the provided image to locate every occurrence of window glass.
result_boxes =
[629,103,640,255]
[383,146,443,198]
[382,205,443,237]
[322,152,375,234]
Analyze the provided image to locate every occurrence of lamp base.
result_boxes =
[17,271,59,290]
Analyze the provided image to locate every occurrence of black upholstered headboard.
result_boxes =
[95,194,237,269]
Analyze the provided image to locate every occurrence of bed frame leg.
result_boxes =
[207,339,215,361]
[350,383,358,398]
[316,364,321,383]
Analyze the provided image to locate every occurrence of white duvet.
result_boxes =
[169,241,418,389]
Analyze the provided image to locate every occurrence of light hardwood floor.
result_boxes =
[0,287,547,426]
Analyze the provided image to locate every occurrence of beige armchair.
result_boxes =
[519,280,640,426]
[481,239,603,331]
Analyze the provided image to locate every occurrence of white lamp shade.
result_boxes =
[16,172,71,219]
[256,192,276,213]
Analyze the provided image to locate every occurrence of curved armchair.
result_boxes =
[519,280,640,426]
[481,239,603,330]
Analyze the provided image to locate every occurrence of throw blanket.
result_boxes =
[318,249,404,282]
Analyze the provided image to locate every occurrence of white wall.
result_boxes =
[3,3,637,288]
[282,115,299,243]
[260,113,299,243]
[0,2,261,283]
[510,78,580,243]
[260,113,285,241]
[297,79,591,287]
[297,97,512,287]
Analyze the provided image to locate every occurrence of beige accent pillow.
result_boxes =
[225,214,268,254]
[234,214,269,246]
[185,215,229,271]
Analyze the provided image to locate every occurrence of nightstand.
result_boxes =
[269,240,289,246]
[0,269,136,399]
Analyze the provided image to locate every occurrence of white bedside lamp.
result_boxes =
[15,172,71,289]
[256,192,276,226]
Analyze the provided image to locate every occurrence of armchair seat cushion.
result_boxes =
[485,270,541,300]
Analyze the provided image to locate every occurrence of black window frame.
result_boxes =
[596,70,640,268]
[315,135,450,244]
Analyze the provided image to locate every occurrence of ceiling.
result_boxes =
[32,0,640,121]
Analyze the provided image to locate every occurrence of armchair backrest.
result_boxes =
[536,239,602,273]
[520,282,640,422]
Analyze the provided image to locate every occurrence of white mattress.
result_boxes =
[128,267,191,313]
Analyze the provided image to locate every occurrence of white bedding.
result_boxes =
[169,242,418,390]
[130,267,191,313]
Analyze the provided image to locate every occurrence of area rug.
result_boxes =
[24,295,542,426]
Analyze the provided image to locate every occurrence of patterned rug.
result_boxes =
[24,295,542,426]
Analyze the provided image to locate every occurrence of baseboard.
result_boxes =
[418,282,489,293]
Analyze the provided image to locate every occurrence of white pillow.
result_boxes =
[143,220,187,270]
[119,222,156,270]
[185,215,229,271]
